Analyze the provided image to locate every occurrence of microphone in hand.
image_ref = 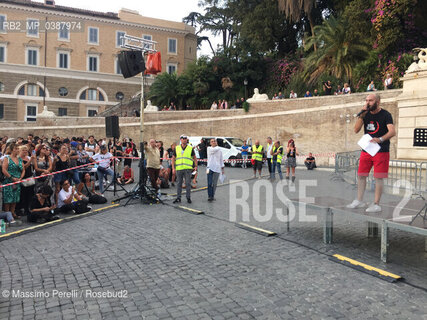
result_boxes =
[357,105,370,117]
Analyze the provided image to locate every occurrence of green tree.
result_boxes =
[238,0,299,57]
[303,16,370,84]
[198,5,235,52]
[147,72,178,108]
[278,0,317,49]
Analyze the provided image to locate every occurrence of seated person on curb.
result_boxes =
[90,145,114,194]
[77,172,107,204]
[156,166,171,189]
[28,185,59,223]
[304,153,317,170]
[57,180,91,214]
[0,210,18,226]
[117,165,134,185]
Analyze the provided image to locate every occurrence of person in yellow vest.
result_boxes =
[270,140,283,180]
[251,140,264,179]
[172,134,198,204]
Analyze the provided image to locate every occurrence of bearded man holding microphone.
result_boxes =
[346,93,396,213]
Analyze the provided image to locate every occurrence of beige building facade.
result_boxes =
[0,0,197,120]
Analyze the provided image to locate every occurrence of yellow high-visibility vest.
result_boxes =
[175,145,194,170]
[252,145,263,161]
[271,146,283,164]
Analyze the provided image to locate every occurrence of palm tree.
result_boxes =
[183,12,201,27]
[303,16,370,84]
[278,0,317,50]
[148,72,178,108]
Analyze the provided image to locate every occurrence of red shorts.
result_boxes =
[358,151,389,178]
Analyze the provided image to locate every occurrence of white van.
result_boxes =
[187,136,251,167]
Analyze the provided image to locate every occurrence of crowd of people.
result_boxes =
[247,138,316,182]
[0,132,319,228]
[272,74,394,100]
[210,98,246,110]
[0,134,142,226]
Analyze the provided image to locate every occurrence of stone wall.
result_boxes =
[396,70,427,160]
[0,90,405,166]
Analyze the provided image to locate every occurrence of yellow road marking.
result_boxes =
[0,219,63,238]
[333,254,401,279]
[237,223,276,236]
[177,206,204,214]
[0,203,120,239]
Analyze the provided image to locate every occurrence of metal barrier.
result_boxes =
[335,151,360,172]
[418,162,427,193]
[384,160,418,191]
[335,151,361,184]
[336,152,420,193]
[363,160,418,193]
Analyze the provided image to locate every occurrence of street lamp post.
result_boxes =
[244,78,248,101]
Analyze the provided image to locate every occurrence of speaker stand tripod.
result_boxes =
[102,137,128,196]
[410,195,427,226]
[112,146,163,206]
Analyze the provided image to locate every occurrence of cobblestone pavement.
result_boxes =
[0,166,426,319]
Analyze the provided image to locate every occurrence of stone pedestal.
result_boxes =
[396,69,427,160]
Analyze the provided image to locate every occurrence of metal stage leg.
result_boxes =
[323,208,333,244]
[381,221,389,263]
[367,222,379,238]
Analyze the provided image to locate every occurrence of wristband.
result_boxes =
[379,137,384,142]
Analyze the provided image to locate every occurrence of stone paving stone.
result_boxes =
[0,168,426,319]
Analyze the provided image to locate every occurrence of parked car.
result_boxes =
[187,136,252,167]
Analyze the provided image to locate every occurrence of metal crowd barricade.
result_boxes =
[336,152,420,194]
[335,150,361,185]
[363,159,418,194]
[417,162,427,194]
[383,160,418,192]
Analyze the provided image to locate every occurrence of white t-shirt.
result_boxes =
[92,152,113,169]
[289,93,297,98]
[58,187,76,208]
[267,143,273,159]
[207,146,224,173]
[85,142,97,157]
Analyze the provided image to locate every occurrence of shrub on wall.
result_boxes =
[242,101,250,112]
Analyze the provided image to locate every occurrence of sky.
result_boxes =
[50,0,217,56]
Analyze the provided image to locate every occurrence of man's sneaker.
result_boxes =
[187,198,192,204]
[173,198,181,204]
[87,206,93,212]
[366,204,382,213]
[346,200,366,209]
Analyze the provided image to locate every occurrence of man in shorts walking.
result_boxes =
[347,93,395,213]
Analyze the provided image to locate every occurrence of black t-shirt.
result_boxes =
[363,108,393,153]
[324,83,332,95]
[159,147,164,161]
[167,148,174,158]
[173,145,195,158]
[305,156,315,162]
[29,195,52,211]
[198,142,207,156]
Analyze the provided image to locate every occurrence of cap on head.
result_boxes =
[180,134,187,139]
